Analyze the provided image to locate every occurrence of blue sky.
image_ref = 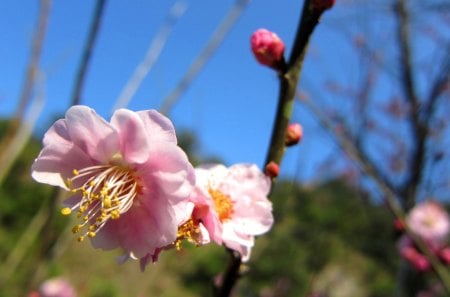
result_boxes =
[0,1,350,180]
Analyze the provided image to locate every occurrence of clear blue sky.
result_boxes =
[0,1,349,181]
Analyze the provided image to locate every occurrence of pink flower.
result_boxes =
[406,200,450,248]
[250,29,285,70]
[31,105,195,258]
[137,200,211,270]
[397,236,431,272]
[192,164,274,261]
[38,277,77,297]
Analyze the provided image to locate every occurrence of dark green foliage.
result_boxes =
[236,180,398,297]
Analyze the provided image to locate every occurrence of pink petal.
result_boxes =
[65,105,119,163]
[111,198,178,258]
[222,224,254,262]
[139,145,195,204]
[232,198,274,235]
[136,110,177,144]
[90,220,120,251]
[110,109,151,164]
[42,119,71,147]
[31,143,93,189]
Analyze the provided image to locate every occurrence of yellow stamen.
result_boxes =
[61,207,72,216]
[63,164,140,242]
[208,188,234,222]
[174,218,203,250]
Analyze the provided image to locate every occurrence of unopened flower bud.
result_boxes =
[439,247,450,265]
[265,161,279,178]
[393,218,406,233]
[311,0,335,12]
[251,29,285,70]
[285,123,303,147]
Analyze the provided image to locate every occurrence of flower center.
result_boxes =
[208,187,234,222]
[174,218,203,250]
[61,164,140,242]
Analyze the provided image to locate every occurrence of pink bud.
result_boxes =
[265,161,280,178]
[251,29,285,70]
[393,218,406,232]
[311,0,335,12]
[439,247,450,265]
[411,253,431,272]
[285,123,303,147]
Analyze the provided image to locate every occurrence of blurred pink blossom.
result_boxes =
[31,105,195,258]
[193,164,274,261]
[406,200,450,248]
[38,277,77,297]
[398,236,431,272]
[251,29,285,70]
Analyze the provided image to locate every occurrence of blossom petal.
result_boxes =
[136,110,177,144]
[110,108,151,164]
[139,145,195,204]
[222,223,254,262]
[119,198,177,258]
[31,143,93,189]
[65,105,119,163]
[42,119,71,147]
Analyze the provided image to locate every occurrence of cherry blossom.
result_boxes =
[31,105,195,258]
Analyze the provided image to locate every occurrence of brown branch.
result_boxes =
[214,1,331,296]
[423,46,450,122]
[297,91,450,295]
[70,0,107,106]
[297,90,401,203]
[394,0,427,210]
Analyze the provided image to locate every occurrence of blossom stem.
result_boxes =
[264,0,323,167]
[214,1,329,296]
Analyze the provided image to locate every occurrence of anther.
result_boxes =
[61,207,72,216]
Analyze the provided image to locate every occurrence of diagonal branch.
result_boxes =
[13,0,51,120]
[160,0,251,115]
[112,1,187,112]
[296,91,450,294]
[70,0,107,106]
[423,45,450,123]
[394,0,427,209]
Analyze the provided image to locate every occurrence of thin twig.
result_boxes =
[0,74,46,186]
[112,0,187,112]
[13,0,51,120]
[394,0,425,210]
[0,0,50,158]
[296,92,450,295]
[70,0,107,106]
[160,0,251,115]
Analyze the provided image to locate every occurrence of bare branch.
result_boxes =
[394,0,428,209]
[13,0,51,120]
[160,0,251,115]
[112,1,187,112]
[70,0,107,106]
